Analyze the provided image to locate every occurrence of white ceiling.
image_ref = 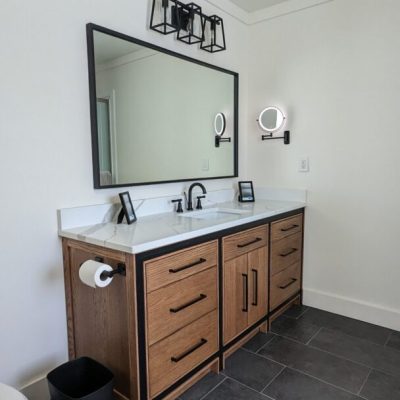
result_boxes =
[227,0,291,13]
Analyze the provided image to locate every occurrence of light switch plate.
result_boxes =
[298,157,309,172]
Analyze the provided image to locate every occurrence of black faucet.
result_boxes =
[186,182,207,211]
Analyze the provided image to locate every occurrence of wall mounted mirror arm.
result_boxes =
[262,130,290,144]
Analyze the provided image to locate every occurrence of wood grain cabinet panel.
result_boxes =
[248,247,268,326]
[223,225,268,261]
[145,240,218,293]
[271,214,303,242]
[223,225,269,345]
[270,262,301,311]
[148,310,218,398]
[270,232,302,276]
[147,267,217,345]
[223,254,249,344]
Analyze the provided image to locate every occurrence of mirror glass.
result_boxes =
[89,26,238,188]
[258,107,285,132]
[214,113,226,136]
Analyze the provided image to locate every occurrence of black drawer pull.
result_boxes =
[252,269,258,306]
[280,248,298,257]
[279,278,297,289]
[169,258,206,273]
[242,273,248,312]
[171,338,207,363]
[237,237,262,248]
[170,294,207,313]
[280,224,299,232]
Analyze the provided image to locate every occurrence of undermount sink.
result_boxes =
[180,208,251,220]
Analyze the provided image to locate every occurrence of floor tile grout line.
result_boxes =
[384,331,393,347]
[254,334,277,353]
[282,325,400,374]
[316,325,394,347]
[287,366,367,397]
[294,306,310,319]
[254,349,371,395]
[259,365,286,394]
[198,376,227,400]
[357,368,372,396]
[306,342,400,378]
[269,331,315,346]
[239,345,288,368]
[305,326,323,345]
[219,375,276,399]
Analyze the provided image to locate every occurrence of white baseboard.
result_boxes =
[20,377,49,400]
[303,287,400,331]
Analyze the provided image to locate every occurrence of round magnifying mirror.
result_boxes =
[214,113,226,136]
[258,107,286,133]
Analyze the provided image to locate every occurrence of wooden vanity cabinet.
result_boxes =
[269,214,303,313]
[62,209,304,400]
[143,241,219,398]
[222,225,269,345]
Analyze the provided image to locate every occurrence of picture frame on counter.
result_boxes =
[238,181,255,202]
[118,191,137,224]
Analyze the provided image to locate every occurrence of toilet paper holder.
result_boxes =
[95,257,126,281]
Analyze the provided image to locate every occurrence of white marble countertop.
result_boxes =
[58,199,305,254]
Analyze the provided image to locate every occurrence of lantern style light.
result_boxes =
[177,3,204,45]
[201,15,226,53]
[150,0,180,35]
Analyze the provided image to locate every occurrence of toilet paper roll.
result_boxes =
[79,260,114,288]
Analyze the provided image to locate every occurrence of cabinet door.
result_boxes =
[248,246,268,326]
[223,254,249,344]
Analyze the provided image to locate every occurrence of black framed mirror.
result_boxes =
[87,23,238,189]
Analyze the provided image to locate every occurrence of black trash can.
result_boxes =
[47,357,114,400]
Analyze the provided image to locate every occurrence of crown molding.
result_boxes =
[204,0,334,25]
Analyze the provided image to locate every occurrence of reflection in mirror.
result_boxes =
[258,107,286,133]
[214,113,226,136]
[89,26,238,188]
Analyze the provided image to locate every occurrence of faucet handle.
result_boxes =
[172,199,184,213]
[196,195,206,210]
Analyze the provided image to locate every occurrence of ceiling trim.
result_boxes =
[204,0,334,25]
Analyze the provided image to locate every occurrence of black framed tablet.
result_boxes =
[118,191,137,224]
[238,181,255,202]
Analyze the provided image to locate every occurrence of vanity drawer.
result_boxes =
[270,262,301,311]
[148,310,218,398]
[223,225,268,261]
[145,240,218,293]
[147,267,217,345]
[271,232,302,276]
[271,214,303,242]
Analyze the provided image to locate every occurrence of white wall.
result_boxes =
[0,0,248,389]
[247,0,400,329]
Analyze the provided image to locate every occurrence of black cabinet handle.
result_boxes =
[169,294,207,313]
[280,224,299,232]
[251,269,258,306]
[242,273,248,312]
[279,278,297,289]
[169,258,206,273]
[237,237,262,248]
[171,338,207,363]
[280,248,298,257]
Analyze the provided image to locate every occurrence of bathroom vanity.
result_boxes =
[60,199,305,400]
[59,22,307,400]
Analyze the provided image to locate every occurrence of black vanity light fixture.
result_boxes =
[150,0,226,52]
[201,15,226,53]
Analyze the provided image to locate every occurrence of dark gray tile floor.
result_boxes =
[178,305,400,400]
